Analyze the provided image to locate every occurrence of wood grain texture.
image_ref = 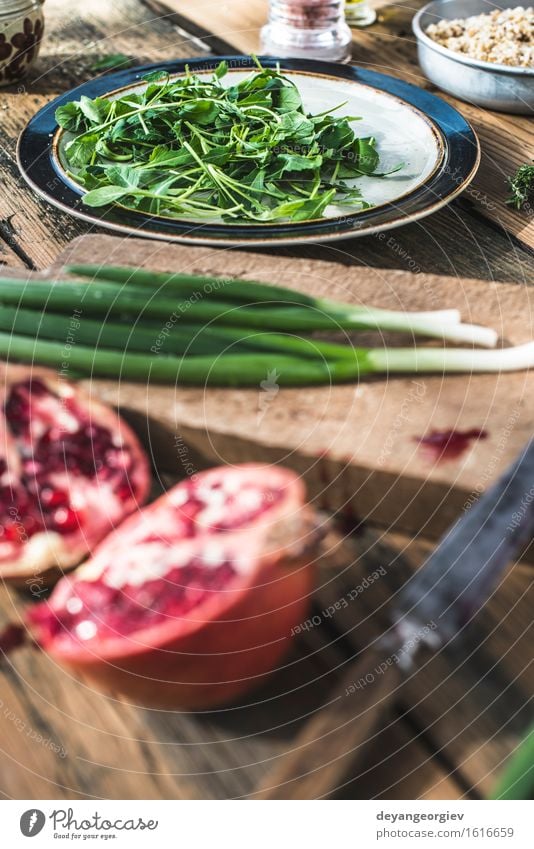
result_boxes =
[312,527,533,798]
[255,646,402,798]
[50,234,534,547]
[153,0,534,250]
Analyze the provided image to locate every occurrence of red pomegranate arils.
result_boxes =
[0,366,150,582]
[31,557,240,644]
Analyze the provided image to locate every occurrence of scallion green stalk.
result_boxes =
[0,331,532,386]
[0,331,364,385]
[0,305,359,361]
[0,276,497,347]
[66,264,497,347]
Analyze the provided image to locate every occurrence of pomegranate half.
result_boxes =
[0,364,150,585]
[28,464,319,708]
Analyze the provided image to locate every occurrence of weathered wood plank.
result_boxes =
[0,222,29,270]
[0,597,196,799]
[338,713,465,800]
[312,528,533,798]
[154,0,534,250]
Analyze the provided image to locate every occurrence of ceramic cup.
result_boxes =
[0,0,44,87]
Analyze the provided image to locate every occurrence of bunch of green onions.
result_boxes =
[0,264,531,386]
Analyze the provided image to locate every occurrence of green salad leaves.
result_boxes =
[56,59,400,223]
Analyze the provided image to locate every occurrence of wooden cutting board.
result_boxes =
[145,0,534,252]
[42,234,534,546]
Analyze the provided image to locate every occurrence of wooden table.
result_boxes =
[0,0,532,800]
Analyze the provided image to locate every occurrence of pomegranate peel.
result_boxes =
[28,464,321,709]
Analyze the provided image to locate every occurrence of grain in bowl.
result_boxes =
[426,6,534,68]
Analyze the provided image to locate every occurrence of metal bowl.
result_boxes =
[413,0,534,114]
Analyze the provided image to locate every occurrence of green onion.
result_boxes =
[66,263,318,306]
[2,274,496,347]
[0,305,358,361]
[0,332,364,385]
[491,725,534,800]
[69,264,476,342]
[0,330,532,386]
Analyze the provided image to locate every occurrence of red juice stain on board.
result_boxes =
[0,623,26,655]
[415,428,488,462]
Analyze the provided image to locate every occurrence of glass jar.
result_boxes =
[345,0,376,27]
[260,0,352,63]
[0,0,45,87]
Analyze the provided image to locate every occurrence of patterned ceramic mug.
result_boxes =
[0,0,44,86]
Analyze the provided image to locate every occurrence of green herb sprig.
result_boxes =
[507,161,534,210]
[89,54,133,73]
[57,59,400,223]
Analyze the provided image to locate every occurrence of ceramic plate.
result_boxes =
[17,56,480,246]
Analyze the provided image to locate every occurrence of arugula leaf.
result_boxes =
[82,186,131,206]
[78,95,110,125]
[274,83,302,114]
[142,70,169,83]
[178,99,220,125]
[213,60,228,80]
[65,134,99,168]
[55,102,86,132]
[317,117,355,150]
[103,165,144,189]
[354,137,380,175]
[276,111,315,144]
[276,153,323,174]
[268,189,336,222]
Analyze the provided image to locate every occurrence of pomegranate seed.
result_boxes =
[22,516,42,536]
[1,522,24,543]
[116,484,132,502]
[40,488,69,509]
[0,485,14,504]
[52,507,80,533]
[26,378,49,397]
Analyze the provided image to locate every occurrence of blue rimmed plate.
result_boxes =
[17,56,480,247]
